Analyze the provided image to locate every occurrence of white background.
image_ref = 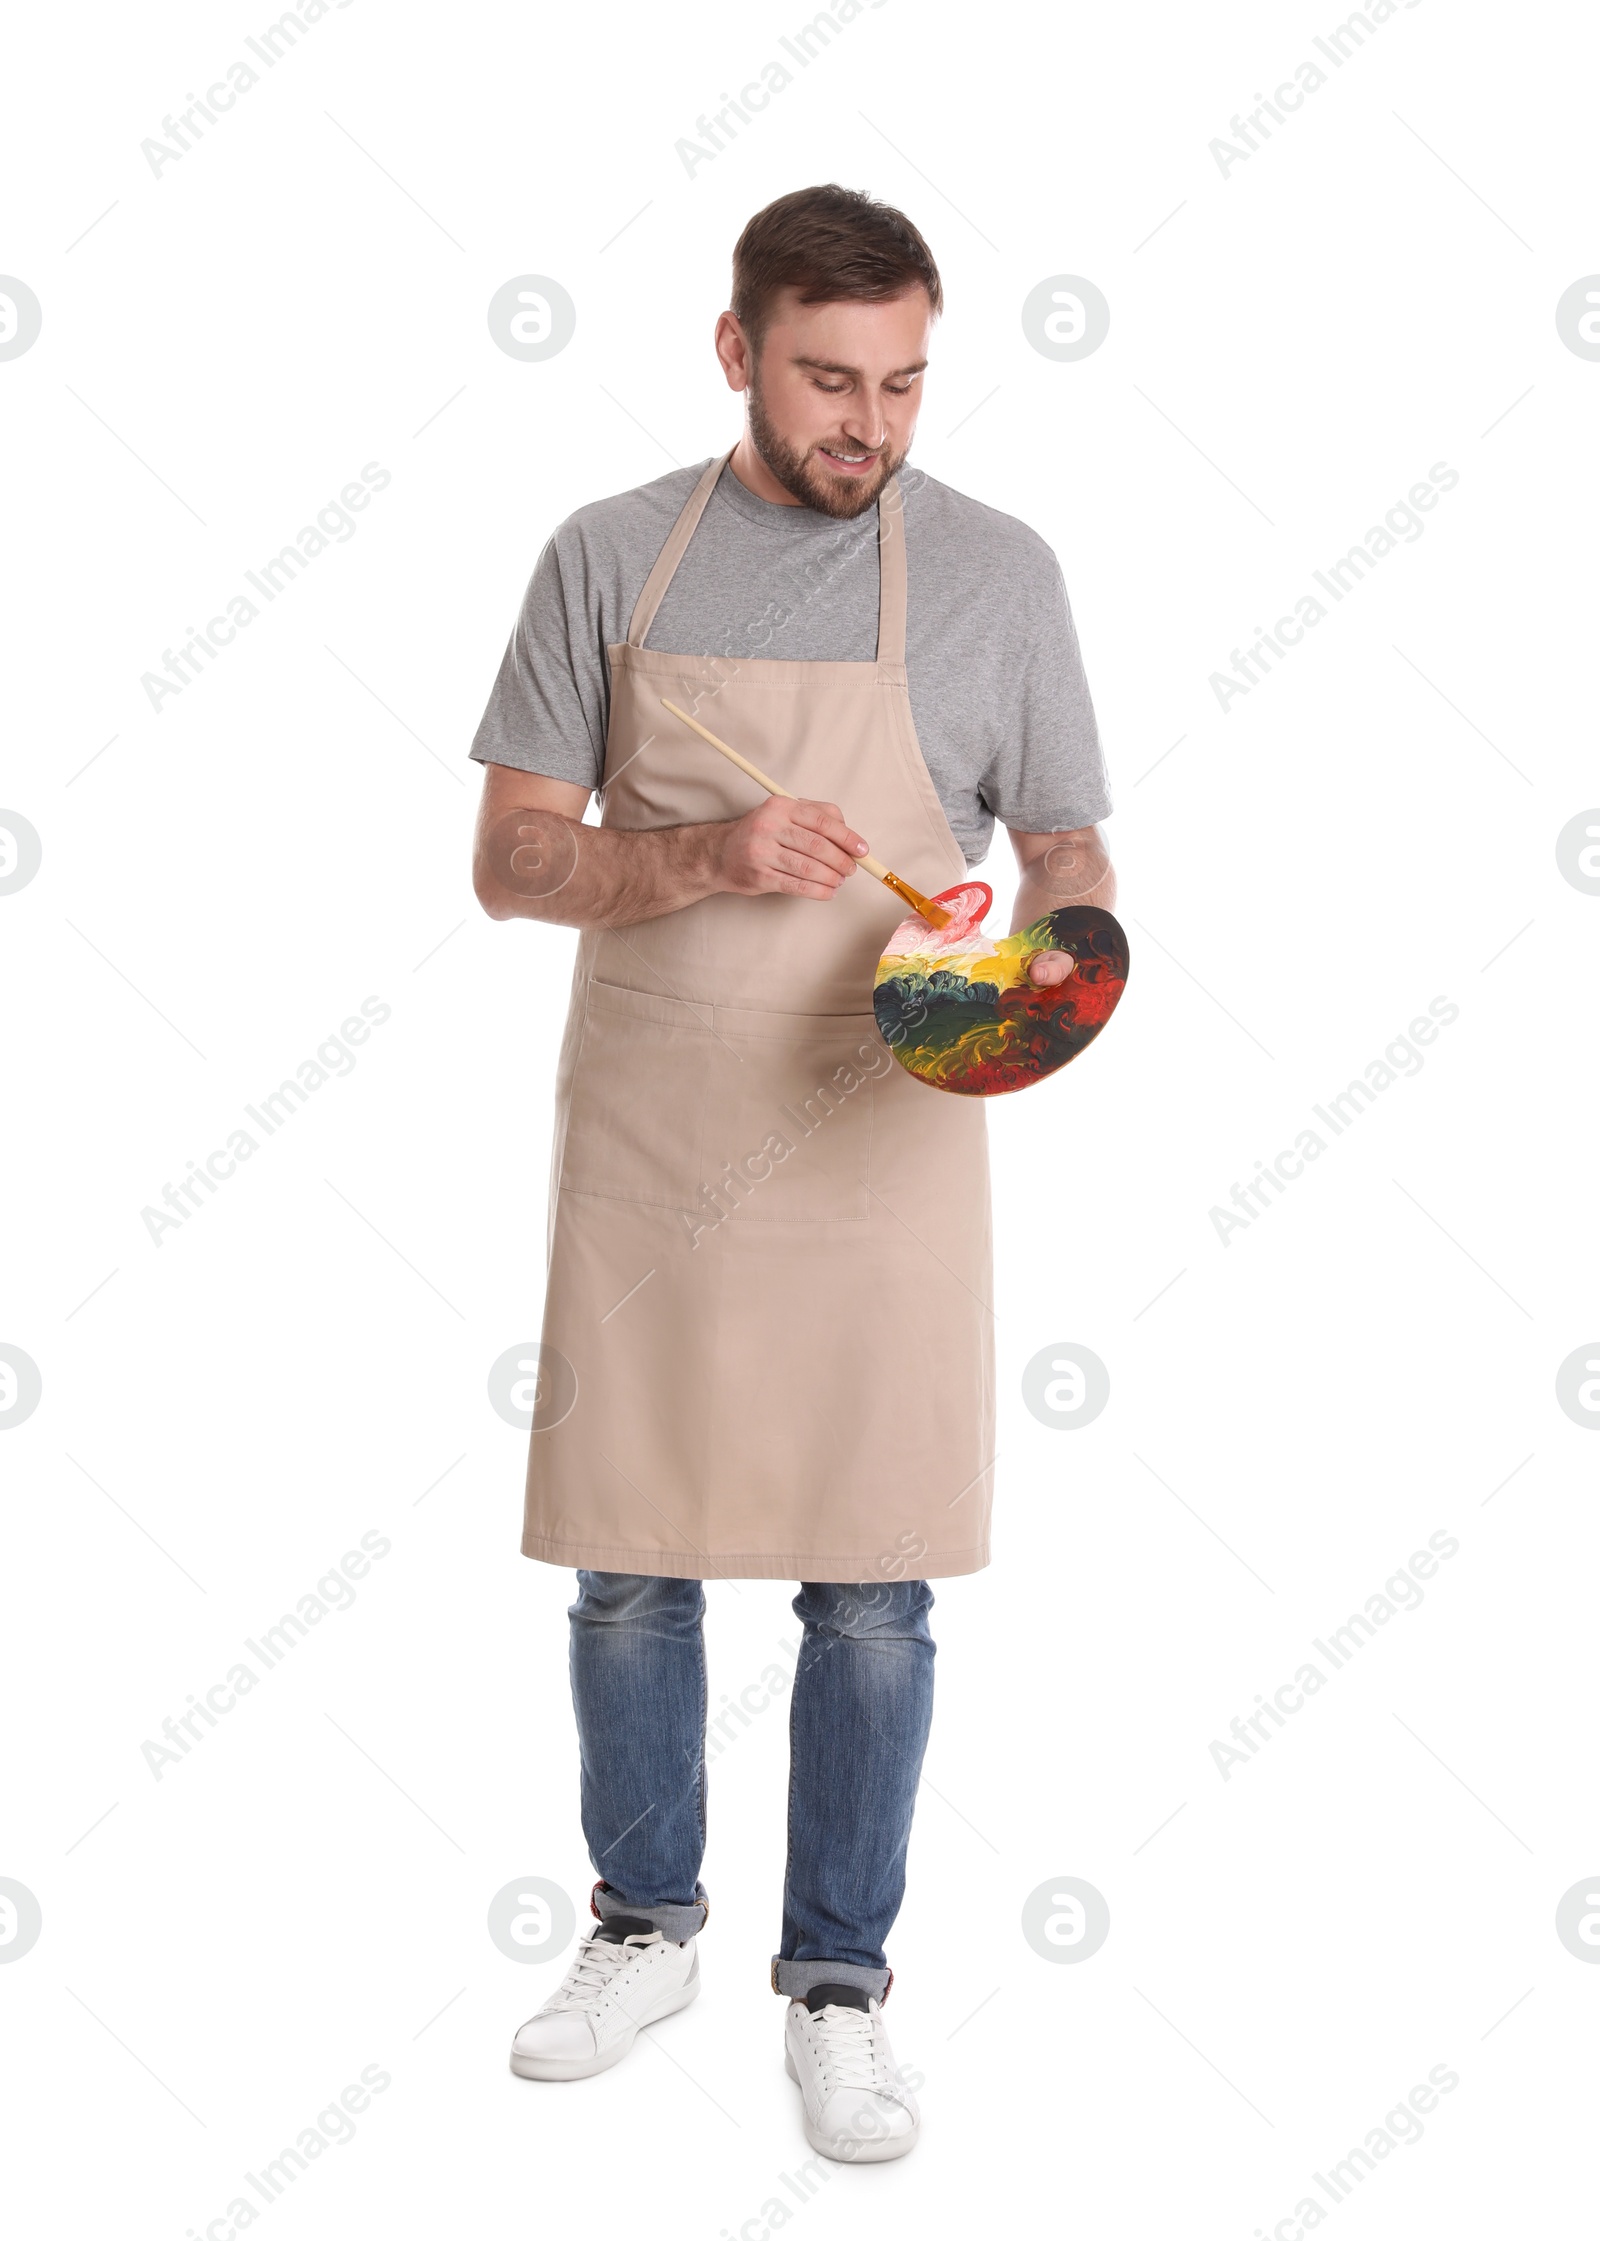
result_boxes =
[3,0,1597,2233]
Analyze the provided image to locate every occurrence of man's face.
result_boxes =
[725,287,933,518]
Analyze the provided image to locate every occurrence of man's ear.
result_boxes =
[714,310,753,393]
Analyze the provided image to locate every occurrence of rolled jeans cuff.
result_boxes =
[592,1878,707,1944]
[772,1955,892,2002]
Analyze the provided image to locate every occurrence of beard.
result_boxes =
[745,376,908,519]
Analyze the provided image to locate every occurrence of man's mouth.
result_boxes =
[815,444,880,476]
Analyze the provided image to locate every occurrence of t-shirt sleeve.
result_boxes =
[978,546,1112,834]
[468,529,608,791]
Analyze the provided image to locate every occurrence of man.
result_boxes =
[470,184,1114,2159]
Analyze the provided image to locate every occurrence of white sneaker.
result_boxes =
[510,1917,699,2081]
[784,1987,921,2162]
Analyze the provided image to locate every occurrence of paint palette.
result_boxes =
[872,881,1129,1096]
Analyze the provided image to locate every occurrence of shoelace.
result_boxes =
[542,1930,662,2013]
[807,2002,887,2091]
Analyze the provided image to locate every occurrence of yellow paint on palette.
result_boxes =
[877,882,1033,988]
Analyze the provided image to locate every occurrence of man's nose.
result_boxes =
[838,404,886,451]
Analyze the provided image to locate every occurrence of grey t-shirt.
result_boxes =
[470,457,1110,865]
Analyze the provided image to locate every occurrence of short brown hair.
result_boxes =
[730,184,942,355]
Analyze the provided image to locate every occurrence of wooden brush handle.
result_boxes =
[661,699,791,798]
[661,698,896,878]
[659,696,946,925]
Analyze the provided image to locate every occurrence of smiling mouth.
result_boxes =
[816,444,879,472]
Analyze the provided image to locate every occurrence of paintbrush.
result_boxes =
[659,699,951,930]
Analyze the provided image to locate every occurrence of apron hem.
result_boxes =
[520,1534,991,1583]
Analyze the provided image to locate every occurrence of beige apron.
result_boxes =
[523,450,995,1582]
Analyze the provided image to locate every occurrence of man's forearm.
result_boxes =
[475,805,726,929]
[474,775,870,928]
[1011,830,1117,933]
[1012,863,1117,931]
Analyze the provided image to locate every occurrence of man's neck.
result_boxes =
[727,433,806,508]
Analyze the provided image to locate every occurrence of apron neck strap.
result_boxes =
[626,447,909,667]
[875,474,907,668]
[627,451,731,649]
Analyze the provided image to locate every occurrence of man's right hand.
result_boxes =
[711,796,869,901]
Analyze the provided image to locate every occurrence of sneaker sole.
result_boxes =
[783,2043,920,2162]
[510,1967,699,2083]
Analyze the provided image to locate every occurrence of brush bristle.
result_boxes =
[881,870,950,930]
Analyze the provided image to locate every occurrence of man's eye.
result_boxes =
[814,380,849,393]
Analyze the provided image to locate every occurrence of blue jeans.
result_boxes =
[568,1571,936,1999]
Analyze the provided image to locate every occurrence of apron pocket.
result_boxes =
[558,980,711,1210]
[703,1011,887,1224]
